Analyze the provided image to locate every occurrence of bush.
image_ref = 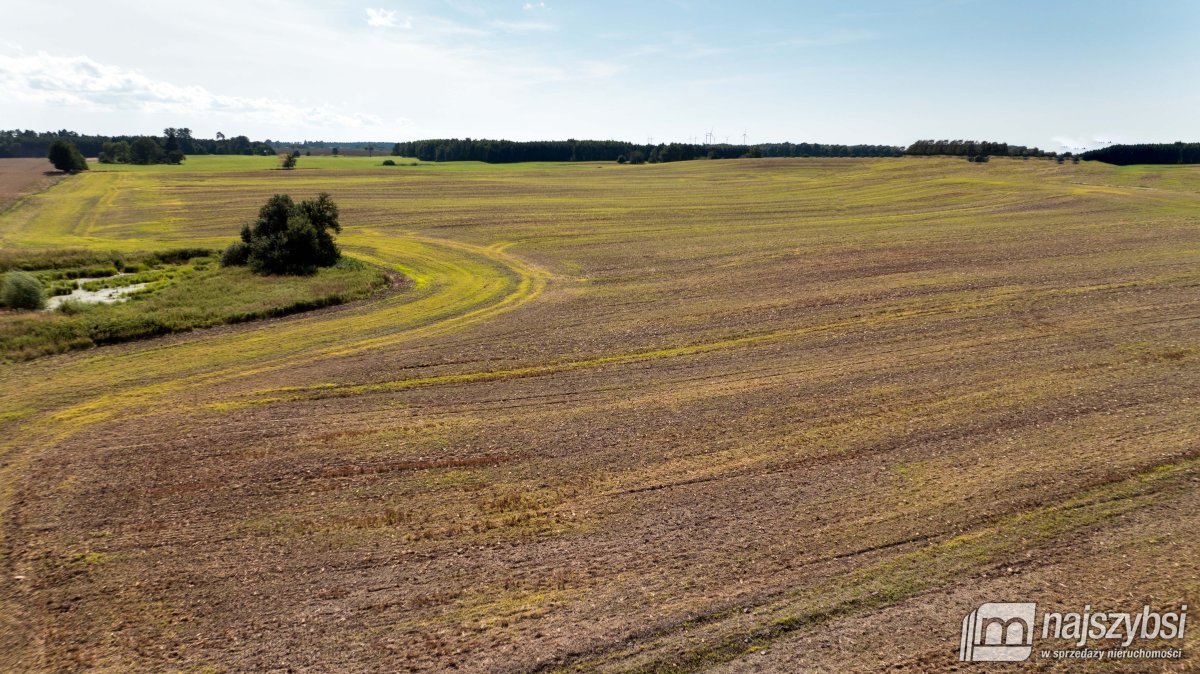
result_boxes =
[381,159,397,166]
[616,155,627,164]
[281,154,297,169]
[148,247,214,265]
[47,140,89,173]
[55,299,91,315]
[238,193,342,275]
[1,271,47,310]
[221,241,251,267]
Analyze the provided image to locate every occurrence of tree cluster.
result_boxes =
[221,194,342,275]
[904,140,1050,158]
[1,129,275,160]
[391,139,903,164]
[1081,143,1200,165]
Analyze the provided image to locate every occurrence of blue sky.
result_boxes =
[2,1,1198,150]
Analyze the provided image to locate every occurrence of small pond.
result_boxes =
[45,275,149,311]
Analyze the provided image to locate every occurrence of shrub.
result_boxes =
[55,299,91,315]
[616,155,627,164]
[238,193,342,275]
[149,247,214,265]
[47,140,89,173]
[382,159,397,166]
[281,154,297,169]
[221,241,251,267]
[1,271,47,310]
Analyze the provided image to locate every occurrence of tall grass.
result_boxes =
[0,255,386,362]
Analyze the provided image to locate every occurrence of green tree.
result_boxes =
[129,137,165,164]
[232,193,342,275]
[99,140,131,164]
[163,128,180,154]
[280,153,297,169]
[47,139,88,172]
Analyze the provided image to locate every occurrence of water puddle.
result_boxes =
[46,275,149,311]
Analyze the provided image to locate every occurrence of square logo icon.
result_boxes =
[960,602,1037,662]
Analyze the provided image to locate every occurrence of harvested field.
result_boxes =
[0,156,1197,672]
[0,159,65,214]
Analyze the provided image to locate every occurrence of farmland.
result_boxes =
[0,155,1198,672]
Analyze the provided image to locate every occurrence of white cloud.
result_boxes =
[523,2,547,9]
[490,19,557,32]
[366,8,410,28]
[0,51,387,130]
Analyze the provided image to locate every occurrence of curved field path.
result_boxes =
[0,156,1197,672]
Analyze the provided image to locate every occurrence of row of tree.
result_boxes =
[1080,143,1200,165]
[390,139,905,163]
[904,140,1052,157]
[0,129,275,159]
[23,129,1200,166]
[100,137,184,165]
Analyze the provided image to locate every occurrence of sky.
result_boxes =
[2,0,1198,151]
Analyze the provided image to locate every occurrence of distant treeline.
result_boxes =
[20,129,1161,166]
[390,139,904,163]
[275,141,392,151]
[1080,143,1200,165]
[0,129,275,159]
[904,140,1052,157]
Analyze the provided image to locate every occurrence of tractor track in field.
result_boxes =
[1,157,1198,672]
[0,226,549,670]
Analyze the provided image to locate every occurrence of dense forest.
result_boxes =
[390,139,904,163]
[0,129,275,159]
[1080,143,1200,165]
[904,140,1052,157]
[19,129,1165,166]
